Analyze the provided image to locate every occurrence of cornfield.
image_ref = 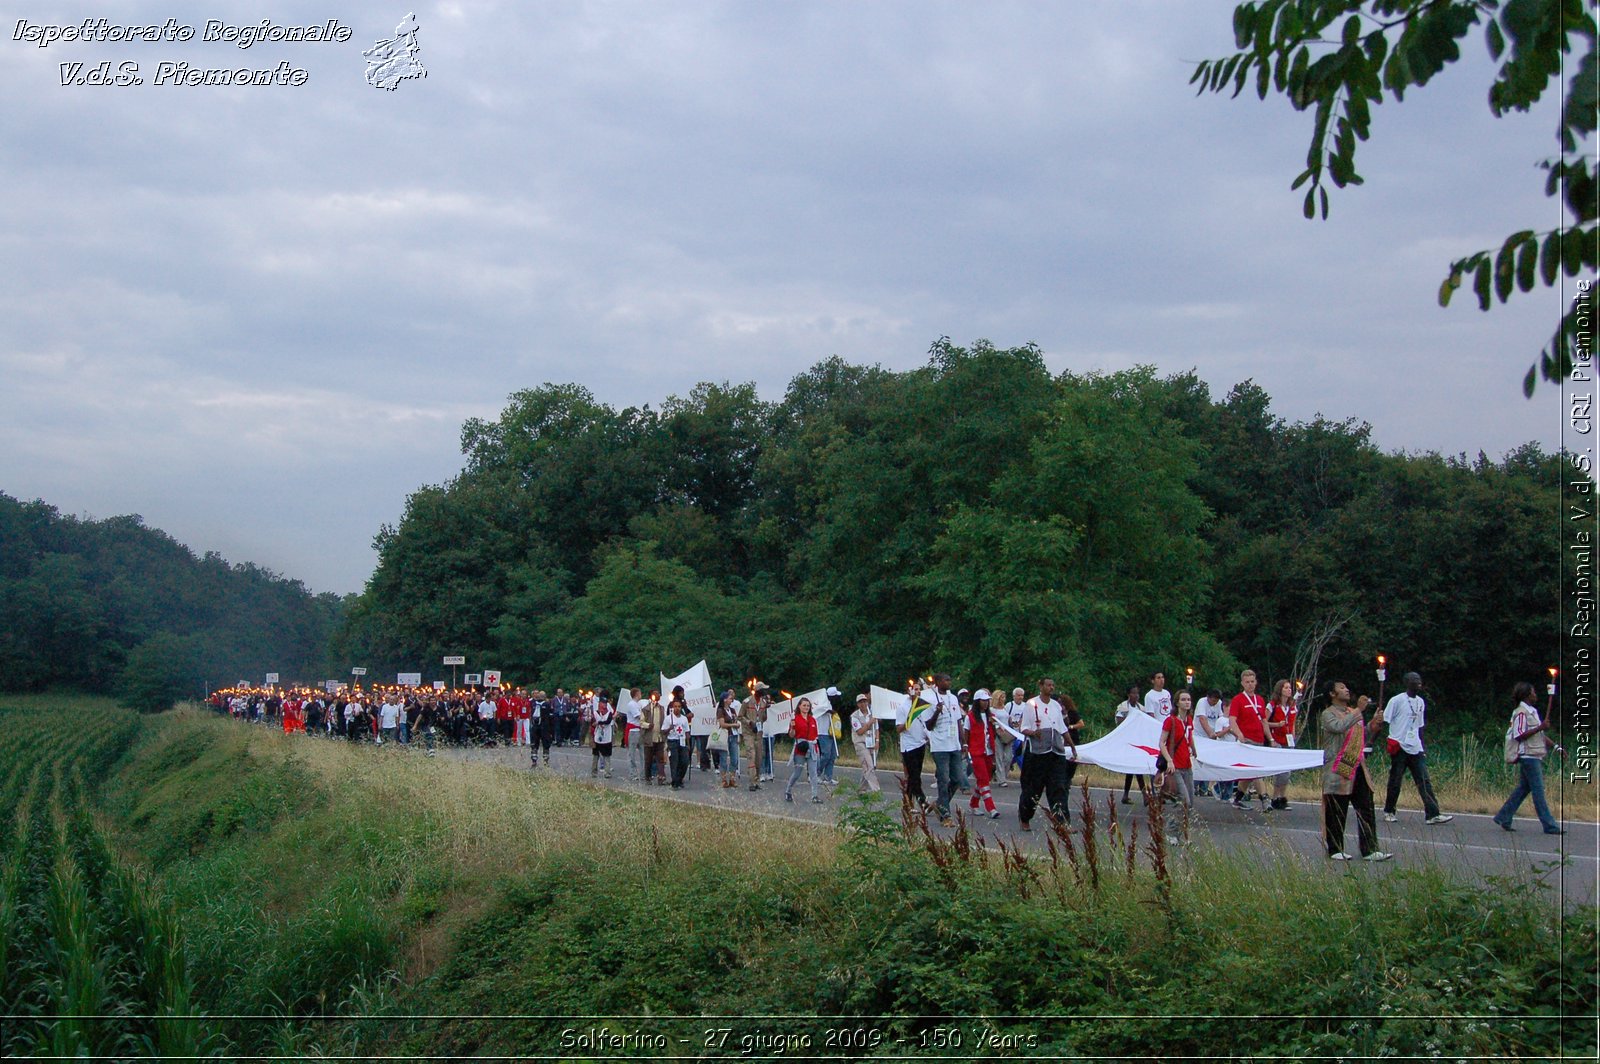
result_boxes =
[0,702,218,1059]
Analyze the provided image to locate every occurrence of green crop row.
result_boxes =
[0,699,218,1059]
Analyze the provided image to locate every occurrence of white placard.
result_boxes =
[483,669,502,688]
[443,655,466,666]
[397,672,422,687]
[686,685,718,735]
[265,672,280,684]
[351,667,368,676]
[660,660,712,698]
[432,680,446,691]
[870,685,905,721]
[324,680,341,694]
[463,673,482,685]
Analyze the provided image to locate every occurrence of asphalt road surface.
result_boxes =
[442,739,1597,907]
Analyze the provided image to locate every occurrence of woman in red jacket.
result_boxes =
[785,698,822,804]
[966,690,1001,819]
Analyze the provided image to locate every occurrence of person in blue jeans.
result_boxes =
[816,692,840,785]
[1493,682,1566,834]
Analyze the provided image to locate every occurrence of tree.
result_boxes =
[1194,0,1598,392]
[118,632,199,713]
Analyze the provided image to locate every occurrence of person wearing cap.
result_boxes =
[741,683,771,790]
[1001,687,1028,785]
[850,693,880,793]
[817,686,843,786]
[639,690,667,785]
[966,689,1002,818]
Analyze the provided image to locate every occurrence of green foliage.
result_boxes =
[0,494,341,694]
[344,344,1566,730]
[117,632,200,714]
[1195,0,1600,391]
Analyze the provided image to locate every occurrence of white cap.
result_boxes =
[974,689,991,701]
[826,686,842,698]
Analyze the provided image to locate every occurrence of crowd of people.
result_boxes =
[207,664,1568,857]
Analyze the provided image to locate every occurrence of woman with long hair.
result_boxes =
[785,697,822,804]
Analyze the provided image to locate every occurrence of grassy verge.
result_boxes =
[4,698,1593,1059]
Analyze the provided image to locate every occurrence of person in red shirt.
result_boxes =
[1264,679,1298,811]
[1228,669,1268,810]
[1159,690,1196,808]
[512,691,532,747]
[785,698,822,804]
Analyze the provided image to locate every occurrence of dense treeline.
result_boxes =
[337,340,1564,732]
[0,494,341,704]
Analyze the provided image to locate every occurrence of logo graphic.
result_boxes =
[363,12,425,90]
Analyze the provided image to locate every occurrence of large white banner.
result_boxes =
[1071,711,1323,780]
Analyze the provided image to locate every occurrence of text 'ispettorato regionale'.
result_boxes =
[14,18,354,87]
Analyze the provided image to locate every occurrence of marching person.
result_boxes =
[531,690,557,767]
[665,689,692,789]
[1159,690,1197,809]
[590,689,616,778]
[966,689,1002,819]
[1001,686,1028,785]
[742,683,771,791]
[1264,679,1297,812]
[1115,684,1151,804]
[1493,681,1566,834]
[1320,680,1392,862]
[923,674,964,827]
[897,680,931,811]
[640,690,667,785]
[717,689,742,787]
[1229,670,1269,810]
[1018,678,1076,830]
[1380,671,1452,825]
[622,688,643,780]
[818,687,842,786]
[785,697,823,804]
[850,693,881,793]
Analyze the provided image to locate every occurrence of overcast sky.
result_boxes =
[0,1,1577,594]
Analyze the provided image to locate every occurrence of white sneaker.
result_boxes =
[1329,852,1353,861]
[1382,813,1398,823]
[1364,851,1393,862]
[1425,814,1454,825]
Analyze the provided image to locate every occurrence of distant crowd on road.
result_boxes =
[207,664,1568,858]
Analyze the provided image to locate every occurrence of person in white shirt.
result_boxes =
[623,689,643,780]
[1018,678,1076,830]
[477,695,496,744]
[922,673,964,826]
[1002,687,1028,785]
[1380,672,1452,825]
[590,692,616,778]
[1143,671,1173,720]
[850,694,880,793]
[378,697,400,745]
[896,682,931,810]
[1194,688,1232,800]
[1115,684,1152,805]
[664,692,692,789]
[1492,681,1565,834]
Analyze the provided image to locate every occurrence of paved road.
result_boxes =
[442,740,1597,906]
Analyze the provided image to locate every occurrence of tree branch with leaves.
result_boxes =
[1193,0,1597,393]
